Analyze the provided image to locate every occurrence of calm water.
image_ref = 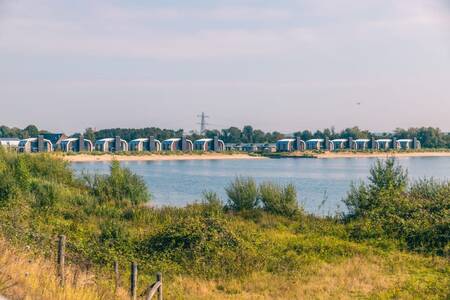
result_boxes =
[71,157,450,215]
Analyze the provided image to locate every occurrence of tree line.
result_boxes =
[1,124,450,148]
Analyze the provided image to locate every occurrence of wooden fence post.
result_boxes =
[114,260,119,296]
[157,272,162,300]
[57,235,66,287]
[130,262,137,300]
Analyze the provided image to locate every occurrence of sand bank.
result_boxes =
[316,151,450,159]
[60,151,450,162]
[62,153,265,162]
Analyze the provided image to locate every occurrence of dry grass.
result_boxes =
[165,254,449,300]
[0,238,447,299]
[165,256,403,299]
[0,238,128,300]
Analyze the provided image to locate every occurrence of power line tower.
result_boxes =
[197,112,209,134]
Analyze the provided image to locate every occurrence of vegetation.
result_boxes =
[2,124,449,148]
[259,182,300,217]
[82,160,150,206]
[225,176,259,211]
[344,158,449,255]
[0,149,448,299]
[0,124,43,139]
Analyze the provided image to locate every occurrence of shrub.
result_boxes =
[139,216,259,278]
[344,158,408,218]
[0,175,19,204]
[368,158,408,193]
[201,190,224,214]
[30,180,58,209]
[344,159,450,255]
[202,190,222,206]
[259,182,300,217]
[225,176,258,211]
[26,154,74,185]
[83,160,150,206]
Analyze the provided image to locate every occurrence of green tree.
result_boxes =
[221,127,242,143]
[242,125,254,143]
[23,125,39,138]
[84,127,96,143]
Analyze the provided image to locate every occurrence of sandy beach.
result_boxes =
[62,153,265,162]
[59,151,450,162]
[316,151,450,159]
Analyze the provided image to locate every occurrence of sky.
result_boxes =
[0,0,449,134]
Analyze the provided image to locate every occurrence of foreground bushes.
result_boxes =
[344,158,449,255]
[225,177,258,211]
[259,182,300,217]
[83,160,150,206]
[225,177,301,217]
[0,149,448,293]
[139,215,260,278]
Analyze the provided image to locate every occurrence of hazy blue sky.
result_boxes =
[1,0,449,134]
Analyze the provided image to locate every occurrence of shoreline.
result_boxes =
[61,153,265,162]
[316,151,450,159]
[58,151,450,162]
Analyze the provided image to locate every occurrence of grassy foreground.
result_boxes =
[0,149,448,299]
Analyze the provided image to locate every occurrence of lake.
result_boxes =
[71,157,450,215]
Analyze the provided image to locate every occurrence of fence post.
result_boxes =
[114,260,119,296]
[157,272,162,300]
[57,235,66,287]
[130,262,137,300]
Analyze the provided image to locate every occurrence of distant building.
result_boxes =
[330,139,347,151]
[225,143,240,151]
[353,139,371,150]
[261,143,277,153]
[60,137,94,152]
[18,136,53,152]
[306,139,324,150]
[276,138,306,152]
[95,137,128,152]
[0,138,20,150]
[395,139,420,150]
[129,137,162,152]
[162,137,193,151]
[193,137,225,151]
[42,133,68,150]
[375,139,392,150]
[241,143,260,152]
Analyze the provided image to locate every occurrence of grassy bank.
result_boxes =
[0,149,448,299]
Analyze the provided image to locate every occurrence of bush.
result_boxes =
[259,182,300,217]
[225,177,258,211]
[30,180,58,209]
[0,175,19,204]
[344,158,450,255]
[139,216,259,278]
[25,154,74,185]
[201,190,224,214]
[344,158,408,218]
[83,160,150,206]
